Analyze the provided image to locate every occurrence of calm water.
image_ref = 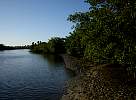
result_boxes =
[0,49,74,100]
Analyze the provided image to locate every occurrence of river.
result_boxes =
[0,49,74,100]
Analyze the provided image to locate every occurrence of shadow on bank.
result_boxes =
[61,54,136,100]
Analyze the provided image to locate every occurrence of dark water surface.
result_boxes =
[0,49,74,100]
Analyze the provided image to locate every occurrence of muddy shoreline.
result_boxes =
[61,54,136,100]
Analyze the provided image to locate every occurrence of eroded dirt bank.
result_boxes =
[61,55,136,100]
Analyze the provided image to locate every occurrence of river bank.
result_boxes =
[61,54,136,100]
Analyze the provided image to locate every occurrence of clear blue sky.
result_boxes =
[0,0,89,46]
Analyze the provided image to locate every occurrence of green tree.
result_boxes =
[65,31,85,57]
[30,37,66,54]
[67,0,136,65]
[0,44,5,50]
[48,37,66,53]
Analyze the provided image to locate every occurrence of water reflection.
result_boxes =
[42,54,76,77]
[43,54,64,65]
[0,50,74,100]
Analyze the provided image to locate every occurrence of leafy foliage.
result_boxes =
[48,37,66,53]
[66,0,136,65]
[31,37,66,54]
[31,0,136,66]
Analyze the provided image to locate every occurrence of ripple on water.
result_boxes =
[0,50,74,100]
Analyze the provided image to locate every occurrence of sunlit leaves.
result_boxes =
[66,0,136,65]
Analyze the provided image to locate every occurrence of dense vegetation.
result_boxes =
[30,37,66,54]
[31,0,136,66]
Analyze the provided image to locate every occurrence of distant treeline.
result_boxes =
[30,37,66,54]
[0,44,30,50]
[31,0,136,66]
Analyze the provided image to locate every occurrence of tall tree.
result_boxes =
[48,37,66,53]
[67,0,136,65]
